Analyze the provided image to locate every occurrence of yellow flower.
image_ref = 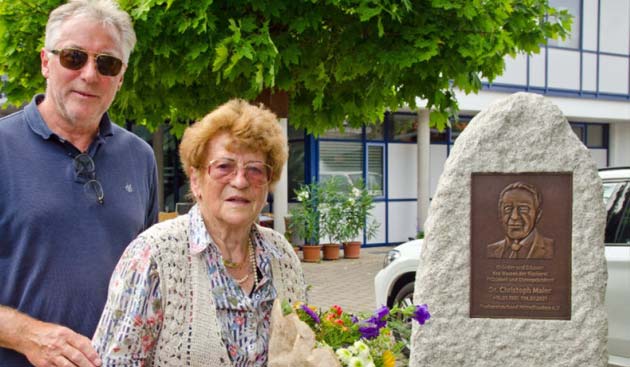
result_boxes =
[382,350,396,367]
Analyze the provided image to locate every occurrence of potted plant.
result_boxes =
[289,182,321,262]
[338,180,379,259]
[318,177,346,260]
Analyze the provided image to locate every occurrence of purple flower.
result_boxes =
[412,304,431,325]
[368,315,386,329]
[350,314,359,324]
[374,305,390,320]
[300,304,320,324]
[358,322,380,339]
[367,305,390,329]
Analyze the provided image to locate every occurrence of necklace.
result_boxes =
[223,258,241,269]
[249,236,258,289]
[235,273,249,284]
[230,236,258,288]
[223,239,248,269]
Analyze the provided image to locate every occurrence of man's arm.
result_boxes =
[0,305,101,367]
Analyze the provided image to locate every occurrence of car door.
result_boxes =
[603,178,630,363]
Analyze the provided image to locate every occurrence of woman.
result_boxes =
[92,99,307,366]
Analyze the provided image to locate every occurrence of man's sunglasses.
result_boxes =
[73,153,105,205]
[49,48,124,77]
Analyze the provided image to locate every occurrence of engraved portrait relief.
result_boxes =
[487,182,555,259]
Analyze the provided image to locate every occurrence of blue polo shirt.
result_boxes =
[0,95,158,366]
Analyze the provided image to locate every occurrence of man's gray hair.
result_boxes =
[45,0,136,63]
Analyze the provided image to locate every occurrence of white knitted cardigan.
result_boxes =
[140,214,307,366]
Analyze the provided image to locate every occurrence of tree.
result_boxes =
[0,0,570,136]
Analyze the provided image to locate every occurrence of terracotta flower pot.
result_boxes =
[302,244,322,263]
[322,243,340,261]
[343,241,362,259]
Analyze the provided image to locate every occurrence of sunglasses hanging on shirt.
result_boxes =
[73,153,105,205]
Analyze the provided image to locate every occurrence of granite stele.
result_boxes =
[409,92,607,367]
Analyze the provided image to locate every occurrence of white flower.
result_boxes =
[352,187,361,197]
[347,198,355,205]
[297,191,309,202]
[352,340,370,359]
[347,355,375,367]
[348,357,366,367]
[335,348,352,364]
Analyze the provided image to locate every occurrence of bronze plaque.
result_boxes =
[470,173,572,320]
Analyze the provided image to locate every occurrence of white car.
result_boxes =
[375,167,630,366]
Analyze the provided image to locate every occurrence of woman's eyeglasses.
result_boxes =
[207,158,272,187]
[49,48,124,77]
[73,153,105,204]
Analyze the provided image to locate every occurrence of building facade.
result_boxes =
[287,0,630,247]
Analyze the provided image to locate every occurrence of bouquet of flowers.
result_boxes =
[268,299,430,367]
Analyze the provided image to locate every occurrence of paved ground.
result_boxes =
[300,246,393,314]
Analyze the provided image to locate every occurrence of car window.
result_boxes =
[604,181,630,245]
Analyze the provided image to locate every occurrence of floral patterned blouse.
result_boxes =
[94,205,283,366]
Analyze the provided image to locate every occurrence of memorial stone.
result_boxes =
[409,92,607,367]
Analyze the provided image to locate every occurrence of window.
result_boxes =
[288,141,305,198]
[366,123,385,141]
[319,141,363,192]
[570,122,608,148]
[586,125,605,147]
[430,128,448,143]
[366,144,384,197]
[571,125,585,141]
[548,0,580,49]
[388,113,417,142]
[318,142,384,197]
[321,122,362,140]
[287,124,304,140]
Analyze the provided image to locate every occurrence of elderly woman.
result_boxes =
[92,99,306,366]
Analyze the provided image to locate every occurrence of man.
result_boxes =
[487,182,554,259]
[0,1,158,366]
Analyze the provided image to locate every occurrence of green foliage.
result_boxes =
[288,181,321,245]
[335,179,379,244]
[316,176,349,244]
[289,177,378,245]
[0,0,571,135]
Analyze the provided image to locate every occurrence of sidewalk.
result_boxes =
[300,246,392,314]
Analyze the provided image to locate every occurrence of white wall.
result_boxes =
[609,123,630,167]
[494,54,527,85]
[368,202,387,245]
[387,201,417,243]
[548,49,580,90]
[589,149,608,168]
[600,0,630,55]
[599,55,629,95]
[429,145,447,197]
[388,143,417,199]
[529,51,547,88]
[583,0,599,51]
[582,53,597,91]
[458,90,630,123]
